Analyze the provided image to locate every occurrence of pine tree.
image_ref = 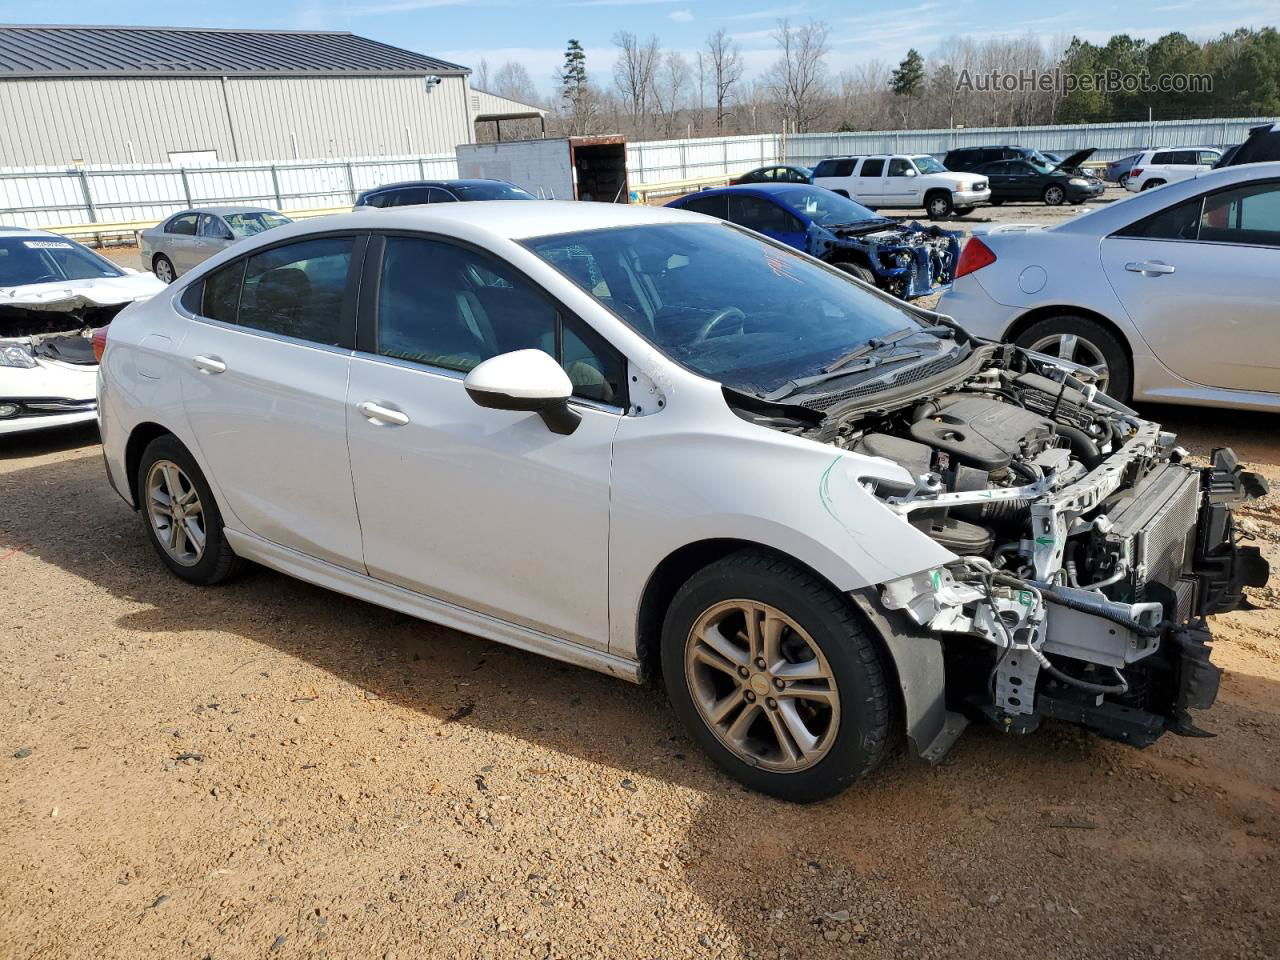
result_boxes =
[891,48,925,126]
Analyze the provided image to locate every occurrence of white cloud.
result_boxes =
[344,0,476,15]
[668,8,694,21]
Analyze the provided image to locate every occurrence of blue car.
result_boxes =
[667,183,959,300]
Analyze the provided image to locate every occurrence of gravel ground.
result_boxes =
[4,193,1279,959]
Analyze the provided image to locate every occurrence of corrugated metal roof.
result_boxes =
[0,24,468,78]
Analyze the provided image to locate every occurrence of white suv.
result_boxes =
[1125,147,1221,192]
[96,201,1263,800]
[812,154,990,218]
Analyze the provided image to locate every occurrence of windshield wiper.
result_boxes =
[824,327,920,372]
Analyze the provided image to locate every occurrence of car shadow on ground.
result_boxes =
[2,434,1278,957]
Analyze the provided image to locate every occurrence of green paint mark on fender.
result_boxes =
[930,569,942,591]
[1035,535,1054,546]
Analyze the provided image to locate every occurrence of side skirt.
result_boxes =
[224,529,643,684]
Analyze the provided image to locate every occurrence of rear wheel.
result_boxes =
[136,434,243,585]
[1042,184,1065,206]
[1014,314,1132,401]
[152,254,175,284]
[1118,174,1130,189]
[661,550,894,802]
[925,191,953,219]
[1141,179,1165,191]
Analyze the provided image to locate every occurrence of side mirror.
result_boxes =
[463,349,580,435]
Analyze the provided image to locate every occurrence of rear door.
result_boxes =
[177,233,367,569]
[853,158,885,203]
[1102,179,1280,393]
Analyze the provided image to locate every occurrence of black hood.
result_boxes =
[1052,148,1096,172]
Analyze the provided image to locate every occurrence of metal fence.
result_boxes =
[1,116,1270,230]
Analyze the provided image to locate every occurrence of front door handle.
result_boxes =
[357,401,410,426]
[1125,260,1176,276]
[192,355,226,374]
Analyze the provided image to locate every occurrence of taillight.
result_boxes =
[91,325,109,363]
[1129,168,1143,179]
[955,236,996,278]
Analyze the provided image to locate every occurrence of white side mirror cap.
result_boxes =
[464,349,579,434]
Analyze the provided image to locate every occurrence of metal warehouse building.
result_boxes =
[0,23,544,167]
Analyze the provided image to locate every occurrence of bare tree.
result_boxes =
[492,61,539,105]
[765,19,831,133]
[706,28,743,131]
[474,58,490,91]
[653,50,692,138]
[613,31,660,136]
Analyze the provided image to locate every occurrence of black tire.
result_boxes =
[136,434,243,585]
[925,191,952,219]
[660,549,894,803]
[1013,314,1132,402]
[152,254,175,284]
[1141,179,1165,191]
[832,189,850,199]
[1118,174,1130,189]
[989,196,1004,206]
[835,261,876,285]
[1042,184,1065,206]
[953,206,975,216]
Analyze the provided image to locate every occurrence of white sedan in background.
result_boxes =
[96,201,1266,801]
[938,162,1280,409]
[1,227,163,435]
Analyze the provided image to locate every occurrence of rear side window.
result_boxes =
[386,187,430,207]
[166,214,197,235]
[728,195,801,233]
[681,193,728,219]
[237,237,355,345]
[1152,151,1174,164]
[1171,150,1199,165]
[860,158,885,177]
[202,260,246,322]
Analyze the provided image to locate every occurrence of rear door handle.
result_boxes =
[192,355,226,374]
[357,401,410,426]
[1125,260,1176,276]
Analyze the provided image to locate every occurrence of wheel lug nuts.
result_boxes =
[766,697,778,710]
[745,691,756,702]
[773,677,785,690]
[737,666,750,679]
[754,658,767,670]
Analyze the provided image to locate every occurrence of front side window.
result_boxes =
[774,188,879,227]
[728,196,801,234]
[888,158,914,177]
[1199,182,1280,246]
[236,237,354,345]
[197,215,230,239]
[374,236,623,403]
[525,223,941,398]
[681,193,728,219]
[167,214,198,235]
[386,187,430,207]
[426,188,458,203]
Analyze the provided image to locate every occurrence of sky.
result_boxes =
[4,0,1277,98]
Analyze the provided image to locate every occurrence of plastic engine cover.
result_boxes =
[909,395,1055,471]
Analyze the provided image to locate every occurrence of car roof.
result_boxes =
[0,225,75,239]
[221,200,705,249]
[360,179,511,194]
[168,206,279,217]
[680,183,815,200]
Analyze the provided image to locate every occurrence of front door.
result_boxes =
[882,157,921,206]
[345,234,628,648]
[178,233,367,569]
[1102,179,1280,393]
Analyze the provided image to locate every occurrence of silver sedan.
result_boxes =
[140,206,292,283]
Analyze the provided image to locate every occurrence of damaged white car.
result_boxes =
[97,203,1268,801]
[1,227,164,435]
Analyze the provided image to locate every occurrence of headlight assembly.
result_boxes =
[0,343,37,369]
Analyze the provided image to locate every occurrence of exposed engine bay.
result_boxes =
[810,221,959,301]
[0,304,121,365]
[733,327,1270,755]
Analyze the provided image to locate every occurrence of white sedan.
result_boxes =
[97,202,1266,800]
[1,227,164,435]
[938,162,1280,410]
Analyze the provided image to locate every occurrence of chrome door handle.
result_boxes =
[357,401,410,426]
[1124,260,1176,276]
[192,355,226,374]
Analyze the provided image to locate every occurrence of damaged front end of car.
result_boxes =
[753,332,1269,760]
[810,221,960,301]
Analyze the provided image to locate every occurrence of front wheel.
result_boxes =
[1043,184,1065,206]
[136,434,243,585]
[835,261,876,286]
[661,550,894,802]
[925,192,953,219]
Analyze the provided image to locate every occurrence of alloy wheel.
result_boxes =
[684,599,840,772]
[145,459,206,567]
[155,258,174,283]
[1027,333,1110,392]
[1044,186,1065,205]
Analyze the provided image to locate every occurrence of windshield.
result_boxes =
[776,188,882,226]
[0,236,124,286]
[1027,160,1055,174]
[524,223,928,397]
[452,182,536,201]
[224,211,292,238]
[913,156,947,174]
